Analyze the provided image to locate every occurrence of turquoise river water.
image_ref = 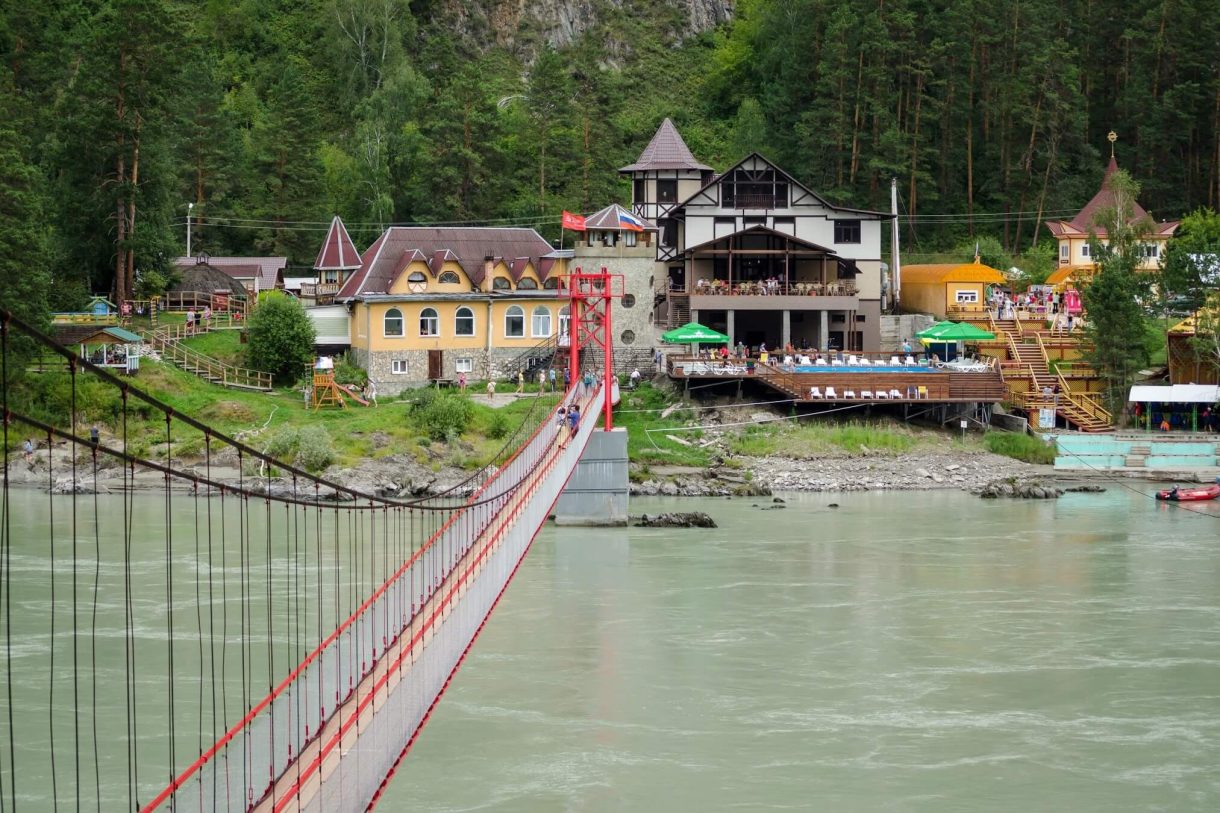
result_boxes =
[2,486,1219,811]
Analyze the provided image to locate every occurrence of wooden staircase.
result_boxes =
[143,324,272,391]
[1005,334,1111,432]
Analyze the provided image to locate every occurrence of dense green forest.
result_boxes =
[1,0,1217,311]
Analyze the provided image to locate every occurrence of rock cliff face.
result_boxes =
[433,0,733,51]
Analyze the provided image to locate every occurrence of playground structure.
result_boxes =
[310,368,370,409]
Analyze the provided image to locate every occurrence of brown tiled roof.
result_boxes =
[583,203,658,231]
[337,227,557,299]
[174,255,286,292]
[619,118,712,173]
[313,216,362,270]
[1063,156,1150,237]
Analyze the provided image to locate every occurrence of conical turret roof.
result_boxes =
[314,215,362,270]
[619,118,712,173]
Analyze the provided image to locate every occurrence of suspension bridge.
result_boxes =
[0,270,625,811]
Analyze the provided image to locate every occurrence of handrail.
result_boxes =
[145,325,272,390]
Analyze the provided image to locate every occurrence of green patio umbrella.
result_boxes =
[661,322,730,345]
[916,321,995,341]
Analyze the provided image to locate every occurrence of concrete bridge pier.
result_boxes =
[554,427,629,526]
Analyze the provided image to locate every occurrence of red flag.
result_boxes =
[561,210,586,231]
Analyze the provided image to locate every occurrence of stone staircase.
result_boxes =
[668,294,691,328]
[1124,444,1151,467]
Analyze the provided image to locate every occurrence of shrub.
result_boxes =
[265,426,300,461]
[333,353,367,387]
[246,292,316,384]
[486,412,510,440]
[984,431,1056,464]
[418,392,473,441]
[295,426,335,473]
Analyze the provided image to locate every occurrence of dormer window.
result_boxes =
[517,278,538,290]
[438,270,460,284]
[492,277,511,290]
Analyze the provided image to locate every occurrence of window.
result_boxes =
[955,290,979,303]
[720,167,787,209]
[517,278,538,290]
[1140,243,1159,259]
[834,220,861,244]
[660,219,677,248]
[633,179,645,203]
[322,270,339,283]
[622,293,636,308]
[455,357,474,374]
[531,305,552,338]
[558,305,570,337]
[391,359,408,375]
[504,305,524,337]
[407,271,427,283]
[438,271,460,284]
[657,179,677,203]
[492,277,511,290]
[1060,243,1069,259]
[625,230,637,247]
[455,306,475,336]
[620,329,635,345]
[1080,244,1090,258]
[383,307,403,336]
[419,307,439,336]
[543,277,559,290]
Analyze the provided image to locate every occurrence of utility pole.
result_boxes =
[186,202,194,257]
[890,177,901,313]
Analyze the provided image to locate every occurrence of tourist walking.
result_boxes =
[567,404,581,436]
[516,370,525,394]
[563,368,571,391]
[185,309,195,334]
[556,407,568,446]
[582,370,594,396]
[629,368,641,389]
[364,379,378,407]
[538,369,546,393]
[458,372,467,393]
[486,379,496,401]
[22,438,33,465]
[548,368,556,392]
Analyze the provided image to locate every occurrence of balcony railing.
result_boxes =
[722,194,784,209]
[684,280,858,297]
[301,282,341,297]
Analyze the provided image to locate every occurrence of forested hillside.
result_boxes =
[1,0,1216,309]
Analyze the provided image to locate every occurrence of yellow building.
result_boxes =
[899,260,1007,320]
[1044,144,1178,273]
[1167,301,1220,386]
[335,226,572,392]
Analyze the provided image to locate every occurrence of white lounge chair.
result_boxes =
[857,358,871,366]
[861,389,873,399]
[783,355,794,366]
[844,388,856,399]
[808,386,822,399]
[903,355,916,366]
[831,358,843,366]
[814,357,827,366]
[889,388,902,399]
[875,389,888,399]
[889,356,901,366]
[797,355,812,366]
[825,387,837,399]
[847,355,858,365]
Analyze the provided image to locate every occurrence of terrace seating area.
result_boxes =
[690,279,859,297]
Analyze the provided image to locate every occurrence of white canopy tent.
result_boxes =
[1128,384,1220,404]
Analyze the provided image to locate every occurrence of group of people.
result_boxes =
[991,288,1077,325]
[183,307,213,333]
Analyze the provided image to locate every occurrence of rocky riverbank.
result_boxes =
[631,448,1050,497]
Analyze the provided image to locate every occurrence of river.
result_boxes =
[2,487,1219,810]
[377,489,1220,811]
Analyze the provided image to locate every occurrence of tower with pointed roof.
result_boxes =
[309,215,363,303]
[620,119,714,263]
[1044,135,1179,278]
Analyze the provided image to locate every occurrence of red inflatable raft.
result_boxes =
[1155,483,1220,502]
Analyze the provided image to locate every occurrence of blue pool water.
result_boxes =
[791,364,934,373]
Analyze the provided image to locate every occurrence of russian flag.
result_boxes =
[617,209,645,232]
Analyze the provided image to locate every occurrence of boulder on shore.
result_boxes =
[977,478,1064,499]
[632,512,717,528]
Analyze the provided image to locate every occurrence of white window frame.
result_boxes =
[504,305,524,338]
[383,307,404,337]
[438,270,461,284]
[625,230,638,247]
[391,359,408,375]
[1080,244,1090,258]
[455,357,474,374]
[1059,243,1069,259]
[1141,243,1159,259]
[419,307,440,337]
[558,305,571,337]
[455,306,475,336]
[531,305,552,338]
[955,290,979,304]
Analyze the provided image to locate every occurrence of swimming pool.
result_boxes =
[791,365,935,373]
